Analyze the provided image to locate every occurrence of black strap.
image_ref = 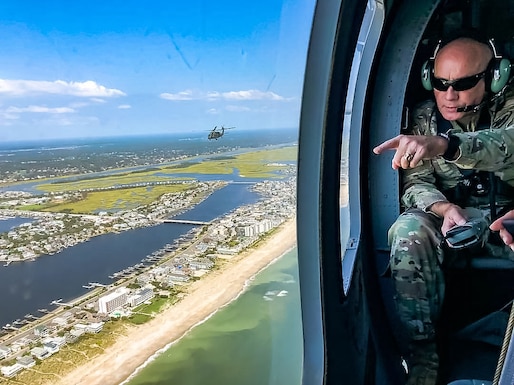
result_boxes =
[490,171,497,220]
[436,109,453,134]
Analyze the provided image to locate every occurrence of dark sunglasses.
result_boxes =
[432,70,487,92]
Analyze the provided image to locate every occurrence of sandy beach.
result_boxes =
[50,217,297,385]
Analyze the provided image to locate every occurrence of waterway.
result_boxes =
[0,183,261,327]
[124,248,303,385]
[0,217,33,233]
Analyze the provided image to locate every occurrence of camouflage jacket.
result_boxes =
[401,89,514,213]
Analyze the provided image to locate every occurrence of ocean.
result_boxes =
[123,248,303,385]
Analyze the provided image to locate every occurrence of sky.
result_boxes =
[0,0,316,141]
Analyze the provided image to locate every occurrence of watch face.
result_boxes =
[442,134,460,160]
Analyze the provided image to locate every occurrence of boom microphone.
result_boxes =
[456,100,487,113]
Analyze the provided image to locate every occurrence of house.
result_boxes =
[16,355,36,368]
[1,363,23,377]
[31,346,51,360]
[0,345,11,360]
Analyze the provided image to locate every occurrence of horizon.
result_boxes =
[0,126,299,149]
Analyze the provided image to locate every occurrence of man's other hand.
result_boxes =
[490,210,514,251]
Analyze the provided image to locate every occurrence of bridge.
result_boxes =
[162,219,211,225]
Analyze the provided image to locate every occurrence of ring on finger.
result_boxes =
[403,152,414,162]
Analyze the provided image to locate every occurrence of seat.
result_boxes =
[440,248,514,383]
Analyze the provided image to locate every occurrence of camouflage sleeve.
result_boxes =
[448,89,514,171]
[400,101,449,211]
[401,160,449,211]
[452,127,514,171]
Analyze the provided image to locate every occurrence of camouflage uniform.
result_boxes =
[389,89,514,383]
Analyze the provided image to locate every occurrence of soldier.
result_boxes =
[373,33,514,385]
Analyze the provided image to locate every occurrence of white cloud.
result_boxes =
[6,105,75,114]
[69,101,90,108]
[0,79,126,97]
[206,108,219,114]
[90,98,107,103]
[0,111,19,122]
[160,90,194,100]
[206,91,221,100]
[118,104,132,109]
[221,90,284,101]
[160,89,288,101]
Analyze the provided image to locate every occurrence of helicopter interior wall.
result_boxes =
[366,0,514,383]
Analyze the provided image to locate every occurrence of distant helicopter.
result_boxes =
[207,125,235,140]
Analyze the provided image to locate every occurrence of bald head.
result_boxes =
[434,38,493,79]
[432,37,493,124]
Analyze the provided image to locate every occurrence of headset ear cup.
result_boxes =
[489,58,511,93]
[421,60,433,91]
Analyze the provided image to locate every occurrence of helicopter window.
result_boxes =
[340,0,384,294]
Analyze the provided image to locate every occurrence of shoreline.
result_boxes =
[119,241,297,385]
[49,217,297,385]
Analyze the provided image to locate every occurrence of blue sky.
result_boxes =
[0,0,316,141]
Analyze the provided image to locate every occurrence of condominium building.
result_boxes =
[98,288,129,314]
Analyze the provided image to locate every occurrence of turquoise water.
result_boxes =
[123,249,303,385]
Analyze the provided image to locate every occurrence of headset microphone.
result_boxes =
[455,100,487,113]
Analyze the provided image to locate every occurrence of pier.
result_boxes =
[162,219,210,225]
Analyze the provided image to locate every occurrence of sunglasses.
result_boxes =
[432,70,487,92]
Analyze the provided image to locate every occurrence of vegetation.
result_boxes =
[128,297,175,325]
[40,184,194,214]
[3,322,128,385]
[162,146,297,178]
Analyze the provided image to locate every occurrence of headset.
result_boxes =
[421,35,512,94]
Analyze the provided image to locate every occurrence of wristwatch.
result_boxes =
[437,132,460,160]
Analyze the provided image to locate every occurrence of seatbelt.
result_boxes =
[489,171,498,221]
[436,109,505,221]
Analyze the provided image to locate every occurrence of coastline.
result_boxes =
[49,217,297,385]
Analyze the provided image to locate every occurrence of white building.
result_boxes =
[42,336,66,348]
[1,363,23,377]
[128,288,155,307]
[0,345,11,360]
[189,258,214,270]
[74,322,104,334]
[16,355,36,368]
[30,346,51,360]
[98,288,129,314]
[43,342,60,355]
[168,272,190,283]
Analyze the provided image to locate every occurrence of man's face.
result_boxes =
[433,39,491,124]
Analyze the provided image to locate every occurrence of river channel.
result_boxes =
[0,183,261,328]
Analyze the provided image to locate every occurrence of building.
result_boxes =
[189,258,214,270]
[1,363,23,377]
[42,342,60,355]
[0,345,11,360]
[42,336,66,348]
[98,288,129,314]
[30,346,51,360]
[168,272,190,283]
[16,355,36,368]
[34,324,50,337]
[128,288,155,307]
[74,322,104,334]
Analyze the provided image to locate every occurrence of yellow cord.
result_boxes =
[493,301,514,385]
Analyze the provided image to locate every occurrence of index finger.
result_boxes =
[373,136,401,155]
